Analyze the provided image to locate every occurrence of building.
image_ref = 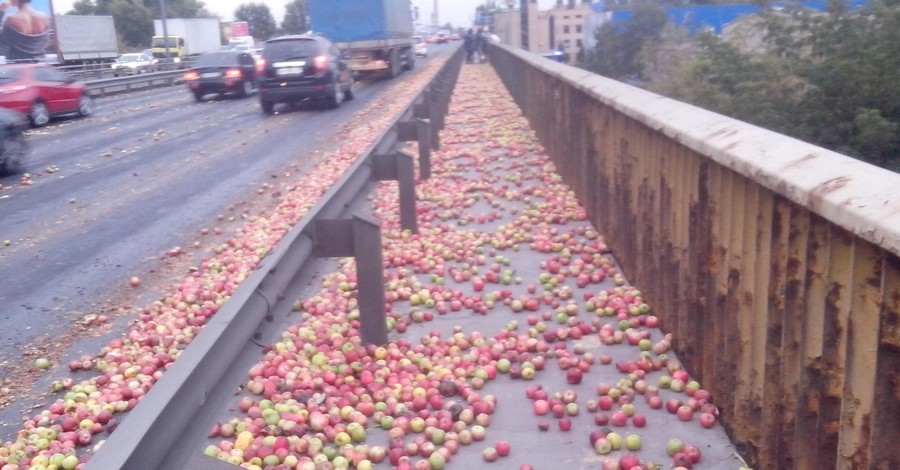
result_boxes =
[492,0,600,64]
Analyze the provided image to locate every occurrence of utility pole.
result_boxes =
[520,0,529,50]
[431,0,439,28]
[159,0,171,63]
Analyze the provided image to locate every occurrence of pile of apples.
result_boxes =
[195,64,733,470]
[0,59,451,469]
[0,57,738,470]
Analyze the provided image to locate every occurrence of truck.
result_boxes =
[50,15,119,65]
[307,0,415,78]
[151,18,221,66]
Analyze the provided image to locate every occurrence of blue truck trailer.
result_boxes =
[307,0,415,78]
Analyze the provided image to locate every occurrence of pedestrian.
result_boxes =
[464,29,475,64]
[474,29,484,64]
[480,31,490,64]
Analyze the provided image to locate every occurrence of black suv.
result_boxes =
[184,50,258,101]
[258,35,354,113]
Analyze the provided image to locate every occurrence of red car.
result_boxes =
[0,64,94,127]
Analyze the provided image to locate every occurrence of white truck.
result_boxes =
[51,15,119,65]
[152,18,221,66]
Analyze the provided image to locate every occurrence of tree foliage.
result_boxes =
[235,3,278,41]
[281,0,308,35]
[581,2,668,81]
[633,1,900,168]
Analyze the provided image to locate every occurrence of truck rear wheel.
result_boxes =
[403,48,415,71]
[388,49,400,78]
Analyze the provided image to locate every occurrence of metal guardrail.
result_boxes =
[84,47,464,470]
[489,42,900,469]
[85,70,185,97]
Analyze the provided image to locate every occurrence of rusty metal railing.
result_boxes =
[489,43,900,469]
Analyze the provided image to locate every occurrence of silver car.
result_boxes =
[111,53,155,76]
[414,36,428,58]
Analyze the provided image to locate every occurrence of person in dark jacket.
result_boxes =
[464,29,475,64]
[473,29,485,64]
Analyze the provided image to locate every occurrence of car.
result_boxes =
[0,108,27,175]
[111,53,155,76]
[436,31,450,44]
[0,64,94,127]
[183,50,258,102]
[413,36,428,58]
[257,35,354,113]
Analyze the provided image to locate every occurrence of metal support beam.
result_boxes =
[313,216,387,345]
[397,119,432,180]
[428,90,443,149]
[372,151,418,233]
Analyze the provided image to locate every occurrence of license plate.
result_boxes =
[277,67,303,76]
[201,72,220,78]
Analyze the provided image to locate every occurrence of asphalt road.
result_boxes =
[0,44,454,435]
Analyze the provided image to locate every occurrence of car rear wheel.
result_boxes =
[78,95,94,117]
[29,101,50,127]
[239,79,253,98]
[193,91,205,102]
[327,78,344,109]
[260,98,275,114]
[344,79,355,101]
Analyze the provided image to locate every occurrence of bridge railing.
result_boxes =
[489,43,900,469]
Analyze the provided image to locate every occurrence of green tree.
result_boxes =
[648,2,900,168]
[582,2,668,81]
[650,33,805,137]
[143,0,212,18]
[67,0,114,14]
[109,0,154,48]
[281,0,308,35]
[236,3,278,41]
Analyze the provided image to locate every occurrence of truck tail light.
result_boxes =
[183,71,199,81]
[313,55,329,74]
[224,68,242,78]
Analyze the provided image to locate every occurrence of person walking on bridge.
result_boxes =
[464,29,475,64]
[474,29,485,64]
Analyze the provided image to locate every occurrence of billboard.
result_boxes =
[0,0,53,60]
[222,21,250,40]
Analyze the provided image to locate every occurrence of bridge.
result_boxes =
[1,41,895,470]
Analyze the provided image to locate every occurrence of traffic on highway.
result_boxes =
[0,36,455,440]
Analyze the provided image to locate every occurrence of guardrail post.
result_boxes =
[397,119,431,180]
[414,101,439,153]
[313,216,388,345]
[372,151,417,233]
[427,90,443,150]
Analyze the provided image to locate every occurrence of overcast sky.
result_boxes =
[51,1,560,30]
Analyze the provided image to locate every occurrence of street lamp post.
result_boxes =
[159,0,171,65]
